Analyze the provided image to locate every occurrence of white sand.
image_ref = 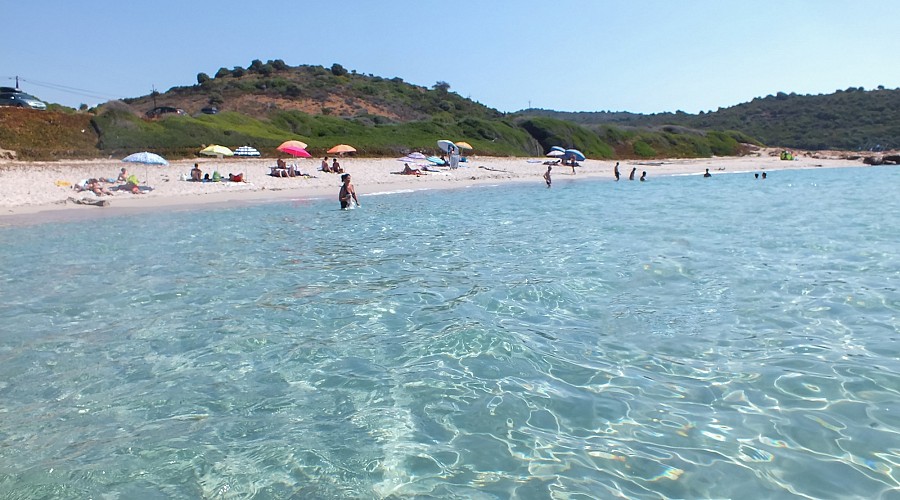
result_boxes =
[0,148,869,225]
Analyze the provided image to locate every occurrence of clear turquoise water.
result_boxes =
[1,167,899,499]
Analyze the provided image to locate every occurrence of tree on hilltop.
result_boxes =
[331,63,348,76]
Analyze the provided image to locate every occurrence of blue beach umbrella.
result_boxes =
[123,151,168,183]
[564,149,586,162]
[123,151,168,165]
[550,146,565,152]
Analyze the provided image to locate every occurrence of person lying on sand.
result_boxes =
[399,163,424,176]
[89,179,113,196]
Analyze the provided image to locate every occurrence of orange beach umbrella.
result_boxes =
[327,144,356,154]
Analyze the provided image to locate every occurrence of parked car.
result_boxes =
[145,106,186,118]
[200,106,218,115]
[0,88,47,110]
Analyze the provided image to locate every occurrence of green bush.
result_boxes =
[633,140,656,157]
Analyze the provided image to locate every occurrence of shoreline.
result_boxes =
[0,148,871,226]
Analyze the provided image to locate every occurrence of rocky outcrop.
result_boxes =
[864,154,900,165]
[0,147,17,160]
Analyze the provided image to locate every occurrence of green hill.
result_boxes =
[516,86,900,151]
[2,59,762,160]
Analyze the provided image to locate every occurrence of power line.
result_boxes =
[2,76,124,102]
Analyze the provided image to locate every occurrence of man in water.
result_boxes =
[629,167,636,180]
[703,168,712,177]
[544,165,552,187]
[761,172,767,179]
[339,173,360,209]
[640,171,647,182]
[614,162,620,181]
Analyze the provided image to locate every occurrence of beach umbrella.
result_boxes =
[123,151,168,166]
[564,149,586,161]
[437,139,457,153]
[550,146,566,153]
[199,144,233,158]
[397,152,428,162]
[546,150,565,157]
[122,151,168,183]
[278,140,308,151]
[280,145,311,158]
[454,141,473,150]
[233,146,261,157]
[327,144,356,155]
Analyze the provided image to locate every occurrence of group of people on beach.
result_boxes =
[74,167,144,195]
[191,163,244,182]
[320,157,344,174]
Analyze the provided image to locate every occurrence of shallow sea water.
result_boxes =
[1,166,899,499]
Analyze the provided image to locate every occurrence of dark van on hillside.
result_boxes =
[146,106,186,118]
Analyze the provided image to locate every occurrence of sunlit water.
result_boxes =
[1,167,899,499]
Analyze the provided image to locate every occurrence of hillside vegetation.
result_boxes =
[517,86,900,151]
[3,59,762,160]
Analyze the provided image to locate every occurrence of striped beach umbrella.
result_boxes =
[234,146,261,157]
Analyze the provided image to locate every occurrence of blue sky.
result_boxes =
[4,1,899,114]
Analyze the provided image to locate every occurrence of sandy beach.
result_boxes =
[0,148,869,225]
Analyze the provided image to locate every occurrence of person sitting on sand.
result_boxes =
[117,167,128,183]
[229,173,244,182]
[321,157,331,173]
[122,174,144,194]
[190,163,202,181]
[332,158,343,174]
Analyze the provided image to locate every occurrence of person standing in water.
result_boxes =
[629,167,636,180]
[339,173,360,209]
[640,171,647,182]
[544,165,552,187]
[614,162,620,181]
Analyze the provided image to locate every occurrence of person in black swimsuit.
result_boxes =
[338,173,360,209]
